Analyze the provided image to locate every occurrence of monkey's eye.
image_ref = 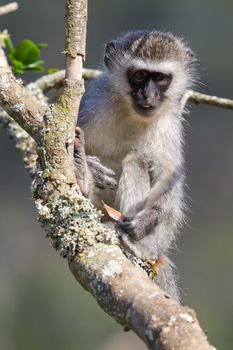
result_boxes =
[153,72,166,82]
[134,70,148,82]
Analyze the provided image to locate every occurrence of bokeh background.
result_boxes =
[0,0,233,349]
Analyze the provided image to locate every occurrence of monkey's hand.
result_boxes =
[74,127,117,191]
[87,156,117,190]
[116,207,161,242]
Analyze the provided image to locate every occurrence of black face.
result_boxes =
[127,67,172,116]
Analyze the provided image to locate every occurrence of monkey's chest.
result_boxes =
[85,125,146,176]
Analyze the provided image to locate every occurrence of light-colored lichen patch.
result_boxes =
[102,260,123,278]
[11,103,26,113]
[151,314,157,322]
[179,312,194,323]
[35,199,52,218]
[147,291,160,299]
[0,73,10,91]
[168,315,177,325]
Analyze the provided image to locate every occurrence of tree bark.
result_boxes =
[0,1,217,349]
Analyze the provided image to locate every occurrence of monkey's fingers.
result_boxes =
[87,156,117,189]
[74,126,85,149]
[87,156,116,177]
[116,218,135,234]
[95,174,117,189]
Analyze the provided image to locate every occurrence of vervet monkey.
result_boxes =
[75,30,196,300]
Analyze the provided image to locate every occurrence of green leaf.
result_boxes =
[151,271,158,280]
[26,66,44,72]
[4,36,47,75]
[15,39,40,65]
[47,68,59,74]
[36,43,48,48]
[4,36,15,55]
[26,59,44,68]
[11,59,25,75]
[25,60,45,72]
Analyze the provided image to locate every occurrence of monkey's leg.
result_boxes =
[115,150,151,216]
[116,151,184,261]
[115,151,160,242]
[115,152,181,300]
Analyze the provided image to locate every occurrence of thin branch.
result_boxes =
[182,89,233,110]
[0,71,45,141]
[33,68,101,93]
[0,71,49,177]
[0,2,18,16]
[0,110,37,176]
[65,0,87,80]
[82,67,101,80]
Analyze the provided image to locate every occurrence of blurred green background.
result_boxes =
[0,0,233,349]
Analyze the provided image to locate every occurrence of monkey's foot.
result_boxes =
[116,207,160,242]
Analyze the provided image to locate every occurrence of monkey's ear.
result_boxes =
[185,48,197,67]
[104,41,120,69]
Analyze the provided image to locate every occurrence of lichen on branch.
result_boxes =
[0,71,45,140]
[0,1,217,349]
[65,0,87,59]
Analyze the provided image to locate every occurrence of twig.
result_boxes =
[0,110,37,176]
[65,0,87,81]
[181,89,233,110]
[0,2,18,16]
[0,31,12,71]
[33,68,101,93]
[0,72,45,140]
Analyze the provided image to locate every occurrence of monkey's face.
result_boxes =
[127,67,172,117]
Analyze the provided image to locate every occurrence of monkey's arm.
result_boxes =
[74,127,117,197]
[116,151,184,260]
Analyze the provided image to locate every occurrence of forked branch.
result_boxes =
[0,1,216,349]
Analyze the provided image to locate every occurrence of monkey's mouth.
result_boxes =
[133,102,157,116]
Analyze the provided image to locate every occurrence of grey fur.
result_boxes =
[74,128,117,204]
[77,30,196,301]
[87,156,117,190]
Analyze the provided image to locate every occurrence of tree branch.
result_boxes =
[0,110,37,176]
[69,244,213,350]
[43,0,88,181]
[0,2,18,16]
[0,71,45,140]
[0,1,216,349]
[65,0,87,80]
[32,68,101,93]
[181,89,233,110]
